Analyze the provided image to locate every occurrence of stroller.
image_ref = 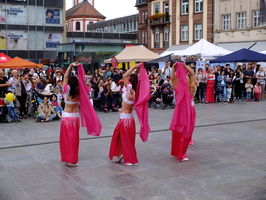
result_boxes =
[150,82,175,110]
[0,98,11,123]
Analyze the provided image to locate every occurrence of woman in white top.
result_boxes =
[109,63,141,166]
[256,67,265,100]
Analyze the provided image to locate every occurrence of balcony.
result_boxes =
[149,14,170,27]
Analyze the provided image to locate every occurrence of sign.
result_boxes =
[77,57,92,63]
[45,9,60,24]
[111,57,118,68]
[196,61,209,71]
[45,33,61,48]
[0,5,27,24]
[7,31,27,50]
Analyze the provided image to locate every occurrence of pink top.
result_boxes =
[50,100,59,107]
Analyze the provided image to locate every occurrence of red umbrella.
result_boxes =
[0,53,11,64]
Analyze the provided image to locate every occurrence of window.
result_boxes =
[181,25,189,41]
[195,0,203,13]
[76,21,81,31]
[237,12,246,29]
[222,14,231,30]
[142,31,145,44]
[155,27,160,48]
[154,3,160,14]
[253,10,261,27]
[142,11,145,23]
[181,0,189,15]
[164,2,169,14]
[164,27,169,48]
[194,24,202,40]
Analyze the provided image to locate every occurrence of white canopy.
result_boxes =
[261,51,266,54]
[104,45,159,63]
[168,39,232,57]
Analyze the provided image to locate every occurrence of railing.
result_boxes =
[149,15,170,26]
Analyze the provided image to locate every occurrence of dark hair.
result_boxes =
[68,76,79,99]
[130,73,138,92]
[50,94,57,101]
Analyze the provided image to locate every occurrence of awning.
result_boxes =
[0,53,11,64]
[217,41,266,52]
[0,57,41,69]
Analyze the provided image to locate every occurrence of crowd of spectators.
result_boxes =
[0,62,265,123]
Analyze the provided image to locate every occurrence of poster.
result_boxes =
[0,31,7,50]
[45,33,62,48]
[0,5,27,24]
[7,31,27,50]
[45,9,60,24]
[196,61,209,72]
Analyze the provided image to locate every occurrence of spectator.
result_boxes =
[50,94,62,118]
[224,64,232,76]
[36,96,56,122]
[162,62,172,80]
[4,95,20,122]
[256,67,265,100]
[15,74,28,118]
[103,84,117,112]
[216,70,226,102]
[245,79,253,101]
[0,69,10,97]
[8,70,18,93]
[195,68,206,103]
[234,67,244,100]
[254,82,262,101]
[206,69,215,103]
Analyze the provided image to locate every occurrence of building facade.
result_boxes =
[136,0,213,53]
[66,0,105,32]
[87,14,138,34]
[0,0,65,62]
[213,0,266,44]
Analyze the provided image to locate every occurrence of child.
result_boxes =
[254,82,261,101]
[4,95,20,122]
[50,94,62,118]
[245,79,253,101]
[54,86,62,103]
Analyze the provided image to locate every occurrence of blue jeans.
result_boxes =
[246,92,252,100]
[7,106,19,121]
[54,106,63,113]
[37,114,57,121]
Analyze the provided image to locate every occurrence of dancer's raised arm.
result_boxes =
[171,63,178,89]
[123,63,142,85]
[63,62,78,85]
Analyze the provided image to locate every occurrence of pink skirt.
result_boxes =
[171,106,196,161]
[60,112,80,164]
[109,113,138,164]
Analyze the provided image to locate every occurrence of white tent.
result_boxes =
[104,45,159,63]
[260,51,266,54]
[170,39,231,57]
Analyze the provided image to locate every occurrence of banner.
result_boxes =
[0,31,7,50]
[111,56,118,68]
[45,9,60,24]
[0,5,27,24]
[7,31,27,50]
[261,0,266,24]
[45,33,62,48]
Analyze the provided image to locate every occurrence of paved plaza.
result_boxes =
[0,101,266,200]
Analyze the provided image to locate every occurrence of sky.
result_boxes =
[66,0,138,20]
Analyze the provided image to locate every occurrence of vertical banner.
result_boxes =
[0,31,7,50]
[45,9,60,24]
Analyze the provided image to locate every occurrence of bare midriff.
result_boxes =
[120,102,134,114]
[64,103,79,113]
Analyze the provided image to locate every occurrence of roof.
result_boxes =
[66,0,105,20]
[104,45,159,63]
[210,48,266,63]
[0,57,41,69]
[217,41,266,52]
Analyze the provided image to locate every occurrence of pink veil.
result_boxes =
[134,63,151,142]
[78,64,102,136]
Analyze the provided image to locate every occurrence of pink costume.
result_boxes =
[60,64,102,164]
[170,63,196,162]
[109,63,150,164]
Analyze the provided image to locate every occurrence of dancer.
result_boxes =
[60,62,102,167]
[109,63,150,166]
[170,62,196,162]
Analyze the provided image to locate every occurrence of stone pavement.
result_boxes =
[0,101,266,200]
